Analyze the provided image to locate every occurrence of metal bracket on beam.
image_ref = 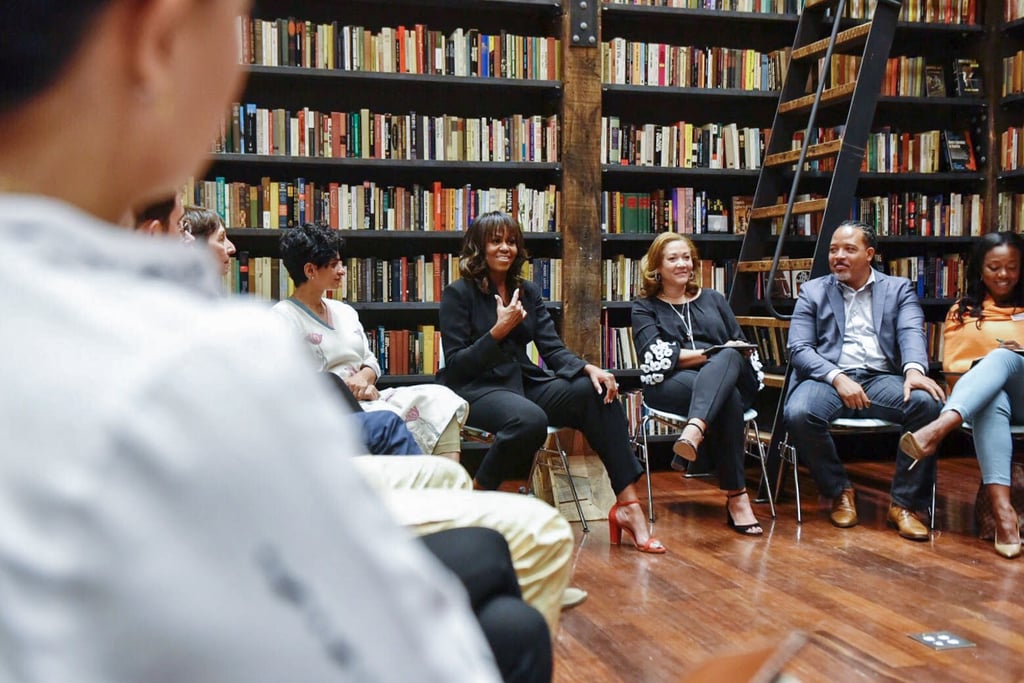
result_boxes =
[568,0,598,47]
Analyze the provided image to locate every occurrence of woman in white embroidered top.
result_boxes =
[631,232,765,536]
[272,224,468,460]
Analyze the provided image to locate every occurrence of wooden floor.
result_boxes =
[549,457,1024,683]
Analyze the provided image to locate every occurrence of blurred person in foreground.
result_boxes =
[0,1,503,680]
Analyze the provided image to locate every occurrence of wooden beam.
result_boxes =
[560,10,603,362]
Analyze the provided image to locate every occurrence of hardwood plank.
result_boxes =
[551,457,1024,682]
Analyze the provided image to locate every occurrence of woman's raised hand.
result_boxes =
[490,288,527,341]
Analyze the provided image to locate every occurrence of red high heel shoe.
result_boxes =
[608,500,666,554]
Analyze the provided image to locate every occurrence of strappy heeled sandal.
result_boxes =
[608,500,666,554]
[726,490,763,536]
[670,420,705,470]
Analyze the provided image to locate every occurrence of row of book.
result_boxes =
[602,256,729,302]
[185,177,559,233]
[852,192,985,237]
[604,0,977,23]
[604,0,805,15]
[602,118,768,169]
[843,0,977,23]
[598,189,986,238]
[1002,50,1024,97]
[226,253,563,304]
[218,104,560,163]
[601,189,744,234]
[343,256,562,304]
[1008,0,1024,21]
[601,40,789,91]
[829,55,929,97]
[886,255,965,299]
[1000,126,1024,172]
[366,326,442,376]
[997,191,1024,231]
[861,129,977,174]
[225,255,292,301]
[240,17,560,80]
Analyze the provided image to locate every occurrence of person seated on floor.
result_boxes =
[631,232,765,536]
[900,231,1024,559]
[272,223,468,461]
[784,220,945,540]
[438,211,664,554]
[133,192,192,242]
[0,0,503,679]
[179,204,236,276]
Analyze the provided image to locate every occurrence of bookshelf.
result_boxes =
[199,0,565,388]
[998,2,1024,227]
[193,0,1012,456]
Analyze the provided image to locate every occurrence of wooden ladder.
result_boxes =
[726,0,902,490]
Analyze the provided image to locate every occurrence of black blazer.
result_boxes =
[438,278,586,402]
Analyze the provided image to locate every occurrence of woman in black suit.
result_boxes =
[439,212,663,553]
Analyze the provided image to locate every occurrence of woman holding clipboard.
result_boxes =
[632,232,764,536]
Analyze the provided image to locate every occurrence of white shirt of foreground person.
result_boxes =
[0,195,500,683]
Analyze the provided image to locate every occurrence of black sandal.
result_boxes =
[726,490,764,536]
[670,420,705,469]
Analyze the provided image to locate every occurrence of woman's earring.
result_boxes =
[655,272,662,282]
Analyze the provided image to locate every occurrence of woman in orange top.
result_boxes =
[901,231,1024,558]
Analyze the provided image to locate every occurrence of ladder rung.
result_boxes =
[763,139,842,168]
[736,258,814,273]
[803,0,836,9]
[779,82,856,114]
[762,374,786,389]
[792,23,871,62]
[736,316,791,328]
[749,198,827,220]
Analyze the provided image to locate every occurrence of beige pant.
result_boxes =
[354,456,574,632]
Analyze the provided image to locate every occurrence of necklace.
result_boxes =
[669,301,696,350]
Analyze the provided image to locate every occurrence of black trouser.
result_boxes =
[642,349,758,490]
[420,528,552,683]
[466,375,643,493]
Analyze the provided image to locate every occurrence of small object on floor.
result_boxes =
[561,586,588,610]
[908,631,976,651]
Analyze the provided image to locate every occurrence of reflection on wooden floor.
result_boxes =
[550,457,1024,683]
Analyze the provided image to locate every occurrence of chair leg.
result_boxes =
[638,416,655,523]
[790,441,802,524]
[930,463,938,531]
[748,418,776,519]
[552,431,589,533]
[776,434,801,524]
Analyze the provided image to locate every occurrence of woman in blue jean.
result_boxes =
[901,232,1024,558]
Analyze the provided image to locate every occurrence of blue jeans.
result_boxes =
[784,369,942,509]
[356,411,423,456]
[945,348,1024,486]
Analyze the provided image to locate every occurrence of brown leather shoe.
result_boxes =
[887,505,929,541]
[830,488,858,528]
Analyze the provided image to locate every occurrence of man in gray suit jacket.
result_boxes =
[784,221,945,540]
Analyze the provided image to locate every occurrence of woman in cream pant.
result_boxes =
[354,456,574,632]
